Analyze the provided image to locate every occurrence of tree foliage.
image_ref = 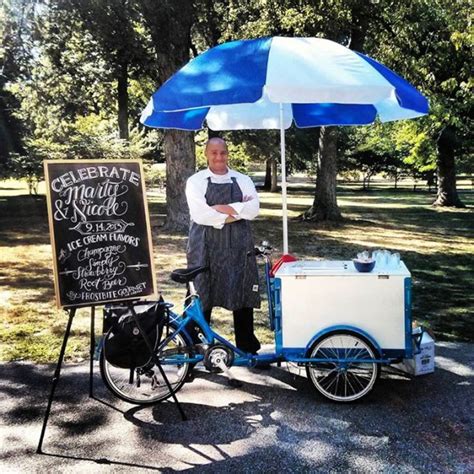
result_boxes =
[2,0,159,189]
[0,0,36,167]
[1,0,471,213]
[366,0,472,205]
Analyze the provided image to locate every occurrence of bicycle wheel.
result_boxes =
[100,322,191,405]
[306,331,379,402]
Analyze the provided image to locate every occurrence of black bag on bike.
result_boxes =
[102,302,166,369]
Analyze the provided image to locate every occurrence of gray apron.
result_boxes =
[187,177,261,312]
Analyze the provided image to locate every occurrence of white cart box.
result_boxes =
[274,260,411,354]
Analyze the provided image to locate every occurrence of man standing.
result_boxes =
[185,137,261,354]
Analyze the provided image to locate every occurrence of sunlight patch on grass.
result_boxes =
[338,200,430,209]
[0,290,13,307]
[312,225,472,255]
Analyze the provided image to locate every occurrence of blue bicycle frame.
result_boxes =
[156,297,279,367]
[156,256,279,368]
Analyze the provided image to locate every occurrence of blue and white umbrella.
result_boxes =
[141,37,429,252]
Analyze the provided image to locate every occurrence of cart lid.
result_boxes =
[274,260,411,277]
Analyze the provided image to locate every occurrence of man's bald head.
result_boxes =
[205,137,229,175]
[205,137,227,153]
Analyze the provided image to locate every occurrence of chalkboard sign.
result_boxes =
[44,159,157,308]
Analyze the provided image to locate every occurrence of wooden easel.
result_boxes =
[36,303,187,454]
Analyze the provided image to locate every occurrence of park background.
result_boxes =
[0,0,472,362]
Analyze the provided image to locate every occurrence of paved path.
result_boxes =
[1,342,473,473]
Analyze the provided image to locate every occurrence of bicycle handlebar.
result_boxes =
[248,241,273,257]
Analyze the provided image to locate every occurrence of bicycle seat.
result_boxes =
[171,266,209,284]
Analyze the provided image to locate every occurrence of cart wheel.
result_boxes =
[100,322,191,405]
[306,331,379,402]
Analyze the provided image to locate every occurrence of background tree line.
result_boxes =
[1,0,472,229]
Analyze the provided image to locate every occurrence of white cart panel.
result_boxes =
[275,260,410,350]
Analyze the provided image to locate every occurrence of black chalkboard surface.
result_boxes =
[44,160,157,308]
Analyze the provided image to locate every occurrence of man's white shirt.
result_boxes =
[185,168,260,229]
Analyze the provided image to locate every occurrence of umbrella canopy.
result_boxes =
[141,37,428,130]
[141,37,429,254]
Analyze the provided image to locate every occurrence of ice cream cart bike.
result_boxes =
[100,241,433,404]
[100,37,433,404]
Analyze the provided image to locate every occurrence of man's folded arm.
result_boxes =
[228,176,260,221]
[186,180,227,228]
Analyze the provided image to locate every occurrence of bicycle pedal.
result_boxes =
[196,343,209,355]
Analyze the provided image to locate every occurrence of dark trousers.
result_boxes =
[191,307,261,354]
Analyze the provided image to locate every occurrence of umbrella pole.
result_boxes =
[279,103,289,255]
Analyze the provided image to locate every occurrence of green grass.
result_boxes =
[0,178,472,362]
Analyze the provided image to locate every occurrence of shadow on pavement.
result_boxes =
[0,342,473,472]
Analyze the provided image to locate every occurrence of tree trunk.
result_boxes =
[301,5,367,223]
[433,126,464,207]
[0,84,25,164]
[138,0,195,230]
[164,130,195,231]
[427,172,435,193]
[303,127,342,221]
[271,158,278,192]
[0,103,14,165]
[117,62,129,140]
[263,158,271,190]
